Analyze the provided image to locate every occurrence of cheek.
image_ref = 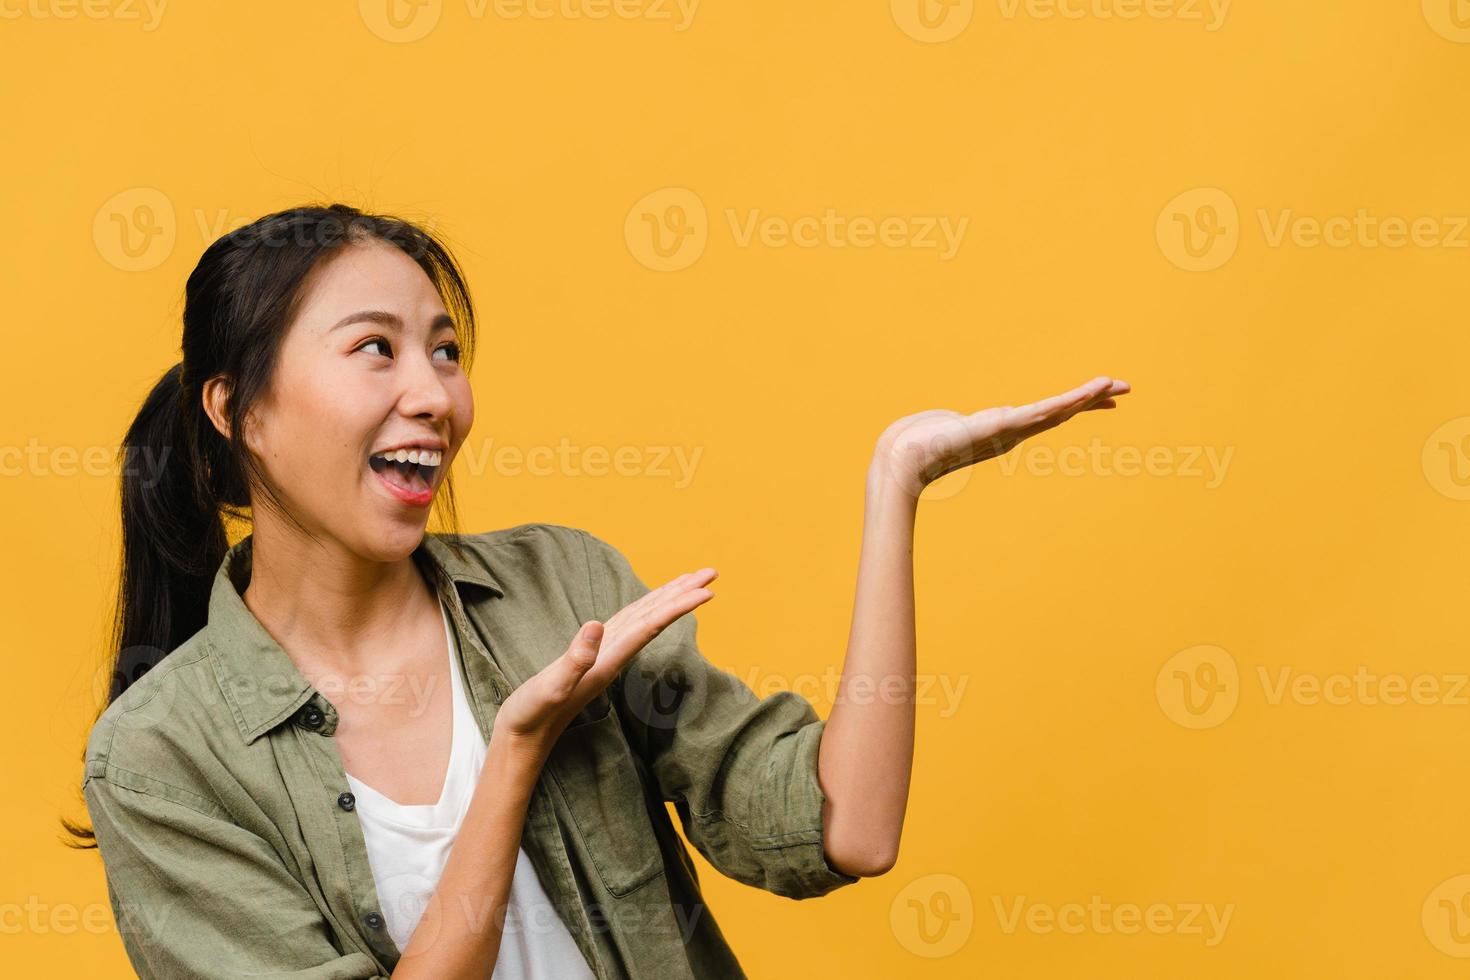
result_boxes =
[449,379,475,443]
[262,375,378,487]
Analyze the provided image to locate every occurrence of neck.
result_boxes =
[241,516,436,675]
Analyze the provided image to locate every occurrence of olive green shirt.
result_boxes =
[83,523,860,979]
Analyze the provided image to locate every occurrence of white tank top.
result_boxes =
[344,599,596,978]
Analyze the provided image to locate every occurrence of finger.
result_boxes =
[626,585,714,653]
[608,568,718,629]
[592,586,715,681]
[1006,393,1119,442]
[1032,376,1133,426]
[631,567,719,610]
[1076,381,1130,413]
[1084,381,1126,400]
[1081,383,1128,406]
[1016,377,1113,425]
[549,620,605,698]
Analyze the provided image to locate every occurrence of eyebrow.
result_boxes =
[328,310,457,334]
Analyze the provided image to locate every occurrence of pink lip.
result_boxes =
[372,466,434,507]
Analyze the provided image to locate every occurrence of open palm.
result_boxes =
[494,568,717,753]
[873,375,1132,497]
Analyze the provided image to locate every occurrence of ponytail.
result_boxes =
[58,362,228,850]
[115,360,228,682]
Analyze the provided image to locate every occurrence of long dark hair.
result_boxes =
[62,203,479,848]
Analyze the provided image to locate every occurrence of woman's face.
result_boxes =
[230,239,474,562]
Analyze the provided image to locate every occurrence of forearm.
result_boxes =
[817,459,918,877]
[392,732,543,979]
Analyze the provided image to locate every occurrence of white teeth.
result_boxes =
[372,448,442,466]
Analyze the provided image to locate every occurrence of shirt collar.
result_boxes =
[206,532,503,745]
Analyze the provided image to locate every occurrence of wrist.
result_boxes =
[486,723,550,786]
[866,453,923,505]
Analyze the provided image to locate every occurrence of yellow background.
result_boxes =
[5,0,1470,975]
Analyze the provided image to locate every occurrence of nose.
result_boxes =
[396,348,454,423]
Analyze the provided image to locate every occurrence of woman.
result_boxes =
[66,204,1130,978]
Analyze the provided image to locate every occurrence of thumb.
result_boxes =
[545,621,604,702]
[565,620,605,672]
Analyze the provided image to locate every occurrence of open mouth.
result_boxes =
[369,449,442,505]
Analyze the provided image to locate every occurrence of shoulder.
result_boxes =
[82,631,232,816]
[436,520,592,558]
[433,522,644,617]
[433,521,629,582]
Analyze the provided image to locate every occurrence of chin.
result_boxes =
[356,513,431,562]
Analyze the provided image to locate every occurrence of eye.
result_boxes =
[354,337,460,362]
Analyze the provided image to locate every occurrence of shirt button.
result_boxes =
[363,911,385,931]
[300,706,325,729]
[337,792,356,812]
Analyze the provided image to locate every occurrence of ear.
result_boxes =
[201,375,234,442]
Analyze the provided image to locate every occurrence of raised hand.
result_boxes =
[491,567,718,759]
[870,375,1132,498]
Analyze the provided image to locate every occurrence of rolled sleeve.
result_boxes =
[84,770,387,979]
[575,528,861,900]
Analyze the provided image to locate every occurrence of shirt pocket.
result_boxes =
[547,698,667,898]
